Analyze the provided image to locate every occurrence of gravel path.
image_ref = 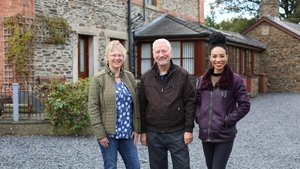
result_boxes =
[0,93,300,169]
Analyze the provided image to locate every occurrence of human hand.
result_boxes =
[98,137,109,148]
[132,132,139,145]
[184,132,193,145]
[140,133,147,146]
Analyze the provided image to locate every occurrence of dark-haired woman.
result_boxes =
[196,32,250,169]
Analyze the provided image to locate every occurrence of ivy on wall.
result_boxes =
[4,14,34,78]
[4,14,71,80]
[37,15,71,44]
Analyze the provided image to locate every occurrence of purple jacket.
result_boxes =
[196,65,250,143]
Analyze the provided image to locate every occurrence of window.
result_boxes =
[145,0,155,5]
[140,43,152,74]
[170,41,195,74]
[227,47,253,76]
[244,50,253,76]
[182,42,195,74]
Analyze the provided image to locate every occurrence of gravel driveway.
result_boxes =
[0,93,299,169]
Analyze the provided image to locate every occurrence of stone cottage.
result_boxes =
[133,14,266,96]
[0,0,205,133]
[0,0,205,86]
[1,0,299,93]
[243,0,300,92]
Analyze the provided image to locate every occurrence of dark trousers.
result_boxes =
[202,140,234,169]
[147,129,190,169]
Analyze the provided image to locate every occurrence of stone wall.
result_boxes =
[33,0,202,80]
[0,0,203,82]
[34,0,129,80]
[246,22,300,92]
[0,120,93,136]
[132,0,202,23]
[159,0,200,22]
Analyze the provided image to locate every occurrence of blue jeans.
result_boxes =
[99,137,140,169]
[147,129,190,169]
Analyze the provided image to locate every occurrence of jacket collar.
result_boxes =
[105,65,124,78]
[201,64,234,90]
[152,60,176,76]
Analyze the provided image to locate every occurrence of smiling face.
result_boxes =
[105,41,127,71]
[209,46,228,73]
[108,48,124,71]
[152,40,172,68]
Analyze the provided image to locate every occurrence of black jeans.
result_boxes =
[147,129,190,169]
[202,140,234,169]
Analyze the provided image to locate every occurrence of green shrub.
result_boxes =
[40,78,90,132]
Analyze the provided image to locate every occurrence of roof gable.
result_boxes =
[243,17,300,40]
[135,14,266,51]
[135,14,210,38]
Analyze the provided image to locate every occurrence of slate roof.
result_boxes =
[269,17,300,37]
[135,14,266,50]
[243,16,300,40]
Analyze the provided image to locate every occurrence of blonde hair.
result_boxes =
[105,40,127,63]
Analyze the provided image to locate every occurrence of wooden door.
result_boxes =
[78,35,89,79]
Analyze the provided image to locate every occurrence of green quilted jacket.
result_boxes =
[88,66,140,139]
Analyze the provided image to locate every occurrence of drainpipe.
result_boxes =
[128,0,135,74]
[143,0,146,21]
[128,0,146,75]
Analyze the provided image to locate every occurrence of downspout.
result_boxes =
[143,0,146,21]
[128,0,135,74]
[128,0,146,75]
[131,1,146,76]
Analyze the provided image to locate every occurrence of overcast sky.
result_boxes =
[204,0,233,23]
[204,0,254,23]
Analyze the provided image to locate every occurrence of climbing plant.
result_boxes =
[4,14,34,79]
[4,14,71,81]
[37,15,71,44]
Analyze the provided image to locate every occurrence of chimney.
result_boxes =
[259,0,280,18]
[198,0,205,24]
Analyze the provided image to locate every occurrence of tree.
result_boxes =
[218,18,257,33]
[205,4,219,28]
[213,0,299,23]
[287,1,300,23]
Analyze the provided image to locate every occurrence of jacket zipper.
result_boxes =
[159,68,176,94]
[207,91,213,141]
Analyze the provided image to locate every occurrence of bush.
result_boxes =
[40,78,90,132]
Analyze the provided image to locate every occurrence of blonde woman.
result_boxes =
[88,40,140,169]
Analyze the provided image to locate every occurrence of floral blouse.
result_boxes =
[108,82,133,139]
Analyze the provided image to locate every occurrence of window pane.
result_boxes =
[141,59,151,74]
[182,42,194,74]
[241,51,245,75]
[146,0,154,5]
[142,44,151,58]
[236,48,240,73]
[171,42,180,59]
[183,59,194,74]
[79,39,85,72]
[141,43,152,74]
[172,58,180,65]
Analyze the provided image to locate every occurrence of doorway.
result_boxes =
[78,35,89,79]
